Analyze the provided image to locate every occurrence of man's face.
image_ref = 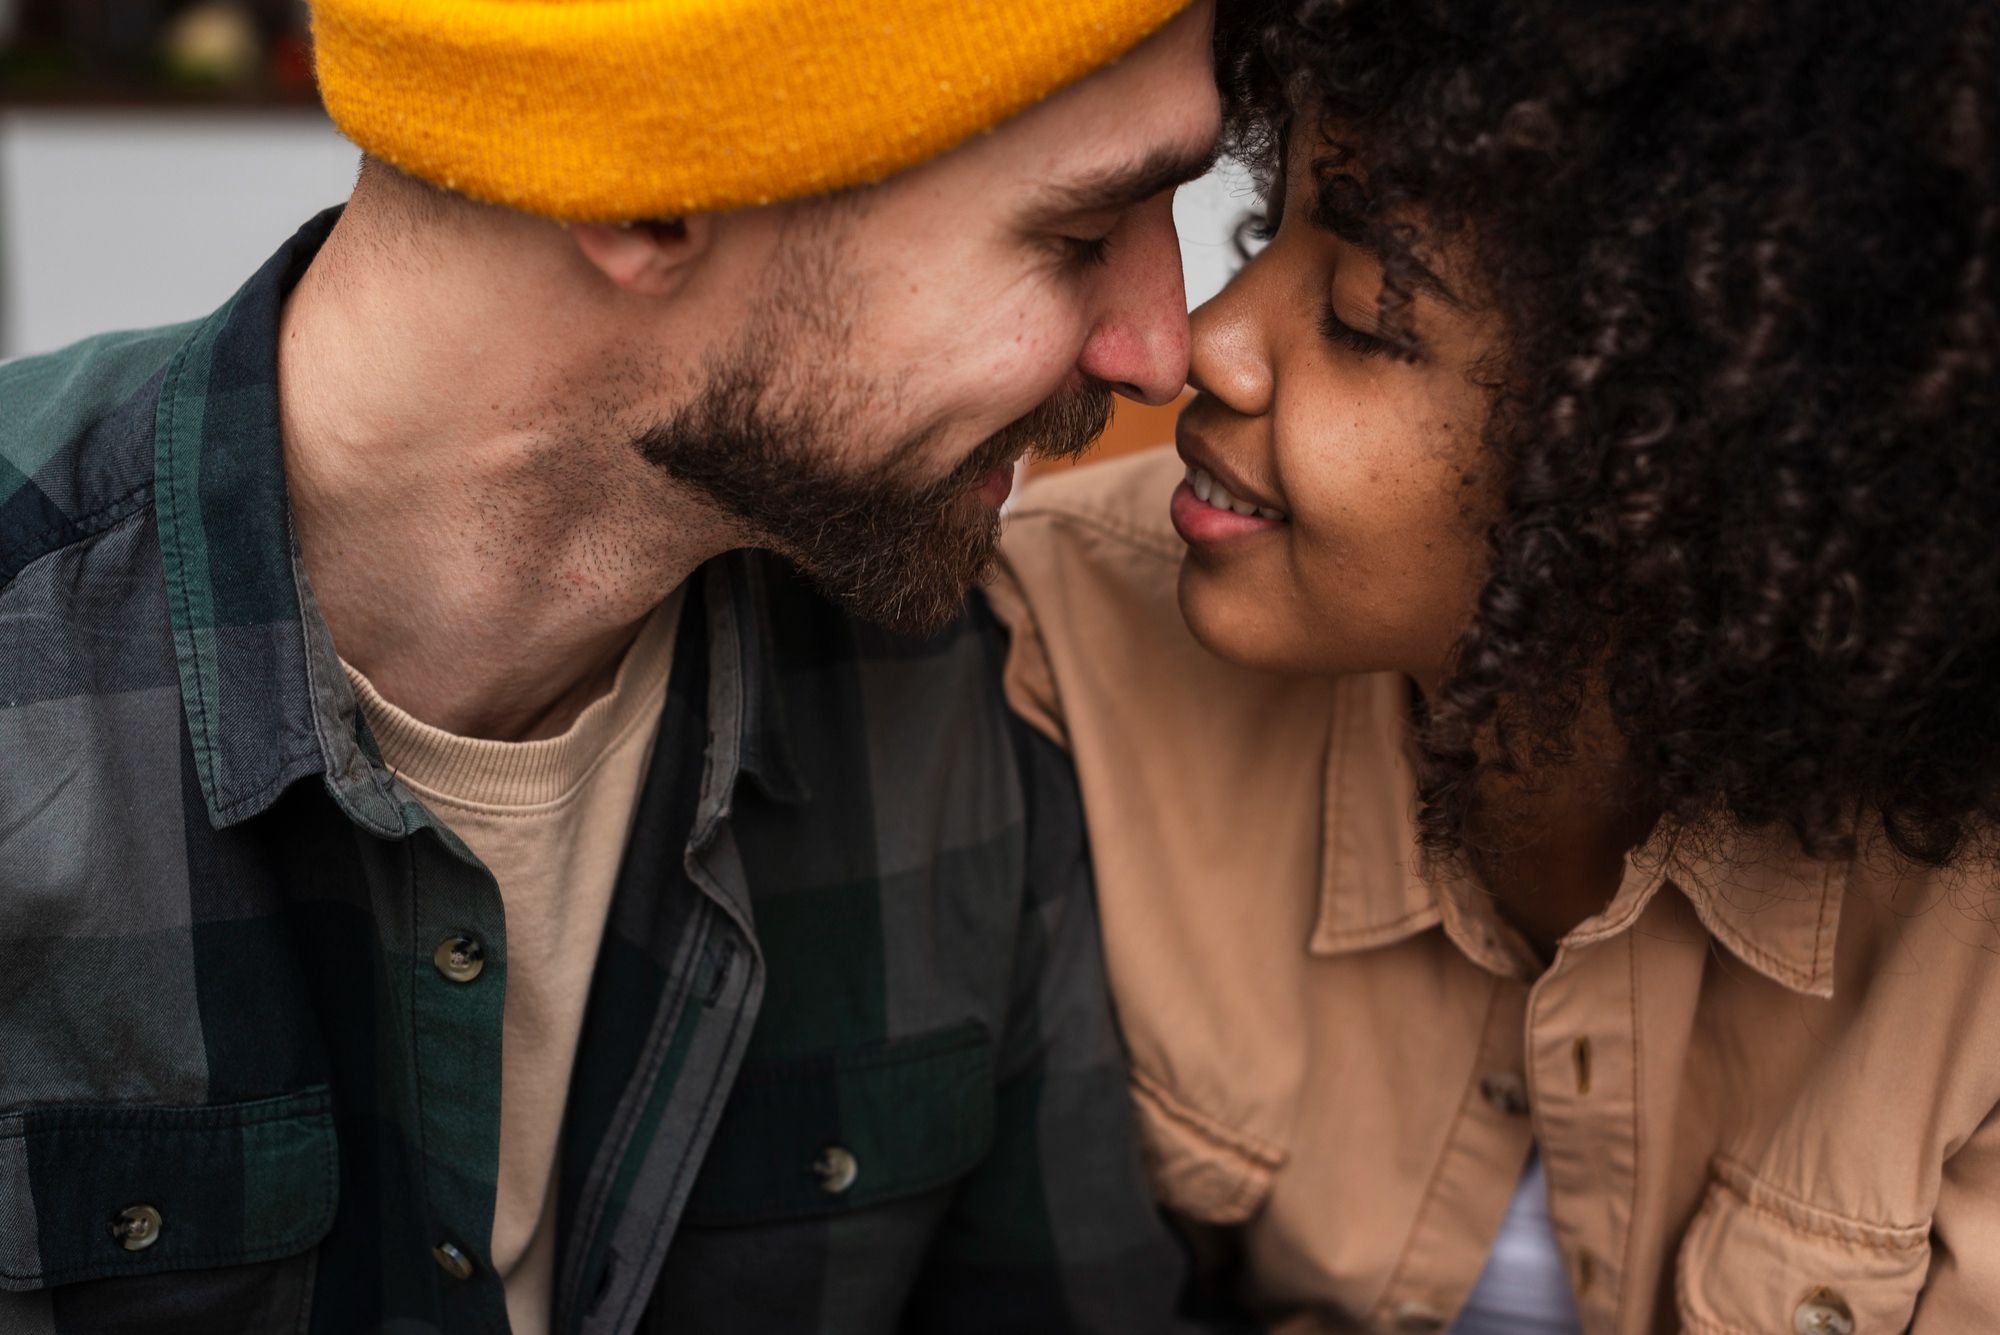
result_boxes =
[640,0,1220,634]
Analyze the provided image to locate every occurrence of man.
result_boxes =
[0,1,1220,1331]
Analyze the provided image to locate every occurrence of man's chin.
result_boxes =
[796,511,1002,639]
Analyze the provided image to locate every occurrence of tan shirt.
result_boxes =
[343,587,684,1335]
[987,447,2000,1335]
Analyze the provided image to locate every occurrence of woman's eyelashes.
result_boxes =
[1318,298,1397,359]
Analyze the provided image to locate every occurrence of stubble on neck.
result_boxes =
[277,208,737,741]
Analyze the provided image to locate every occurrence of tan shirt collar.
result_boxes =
[1305,671,1849,998]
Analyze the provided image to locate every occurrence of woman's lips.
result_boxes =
[1170,466,1288,544]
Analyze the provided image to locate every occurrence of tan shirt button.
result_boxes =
[111,1203,161,1252]
[1479,1071,1530,1117]
[1794,1288,1855,1335]
[1390,1300,1446,1333]
[433,935,485,983]
[813,1146,859,1195]
[433,1240,476,1280]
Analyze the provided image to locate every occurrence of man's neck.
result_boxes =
[276,216,737,742]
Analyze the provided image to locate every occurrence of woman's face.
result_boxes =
[1172,132,1503,688]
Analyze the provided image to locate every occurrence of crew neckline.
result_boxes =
[342,586,685,809]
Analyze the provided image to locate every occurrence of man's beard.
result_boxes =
[636,339,1110,637]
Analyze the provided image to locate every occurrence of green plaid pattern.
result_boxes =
[0,211,1189,1335]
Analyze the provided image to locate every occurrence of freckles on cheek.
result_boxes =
[1284,466,1454,616]
[975,291,1078,373]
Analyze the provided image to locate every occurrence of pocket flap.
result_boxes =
[684,1022,994,1226]
[0,1088,337,1292]
[1677,1157,1930,1335]
[1128,1067,1284,1225]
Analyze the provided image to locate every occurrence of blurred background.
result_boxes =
[0,0,1257,459]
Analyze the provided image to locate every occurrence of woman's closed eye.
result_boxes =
[1319,299,1398,359]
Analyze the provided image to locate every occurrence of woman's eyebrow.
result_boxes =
[1312,190,1465,311]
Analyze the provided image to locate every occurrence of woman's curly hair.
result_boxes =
[1216,0,2000,865]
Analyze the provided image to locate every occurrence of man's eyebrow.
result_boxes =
[1311,189,1465,311]
[1027,139,1223,219]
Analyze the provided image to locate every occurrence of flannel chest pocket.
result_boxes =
[682,1021,996,1225]
[0,1087,336,1332]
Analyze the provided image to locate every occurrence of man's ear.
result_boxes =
[569,217,712,298]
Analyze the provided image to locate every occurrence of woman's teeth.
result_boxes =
[1187,466,1286,522]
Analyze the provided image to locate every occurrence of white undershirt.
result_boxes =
[1449,1151,1585,1335]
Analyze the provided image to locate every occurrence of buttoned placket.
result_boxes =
[1371,972,1536,1330]
[1370,860,1689,1334]
[1517,865,1706,1334]
[373,822,514,1328]
[553,560,778,1335]
[1525,923,1639,1331]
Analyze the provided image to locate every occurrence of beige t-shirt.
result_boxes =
[342,586,685,1335]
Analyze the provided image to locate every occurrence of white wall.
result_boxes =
[0,111,359,358]
[0,113,1254,360]
[1174,158,1259,311]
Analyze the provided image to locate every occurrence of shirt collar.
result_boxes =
[695,553,810,810]
[157,210,808,831]
[154,208,343,830]
[1304,671,1849,998]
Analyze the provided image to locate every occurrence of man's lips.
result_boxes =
[974,464,1015,508]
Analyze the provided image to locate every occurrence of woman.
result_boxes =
[987,1,1999,1331]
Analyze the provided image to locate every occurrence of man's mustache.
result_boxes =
[934,384,1114,498]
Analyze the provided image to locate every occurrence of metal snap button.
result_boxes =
[1390,1300,1446,1333]
[1478,1071,1530,1117]
[111,1203,162,1252]
[1794,1287,1855,1335]
[433,1240,476,1280]
[813,1145,859,1195]
[433,935,484,983]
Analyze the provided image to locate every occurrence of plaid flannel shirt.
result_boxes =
[0,210,1190,1335]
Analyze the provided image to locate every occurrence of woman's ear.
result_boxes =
[568,216,713,297]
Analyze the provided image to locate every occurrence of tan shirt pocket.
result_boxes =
[1677,1157,1930,1335]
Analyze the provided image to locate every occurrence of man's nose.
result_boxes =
[1076,195,1191,406]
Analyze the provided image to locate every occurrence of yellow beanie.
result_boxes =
[310,0,1192,222]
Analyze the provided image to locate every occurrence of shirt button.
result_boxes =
[433,1241,476,1281]
[1479,1071,1530,1117]
[110,1204,162,1252]
[813,1145,859,1195]
[1390,1300,1447,1333]
[432,935,485,983]
[1794,1288,1855,1335]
